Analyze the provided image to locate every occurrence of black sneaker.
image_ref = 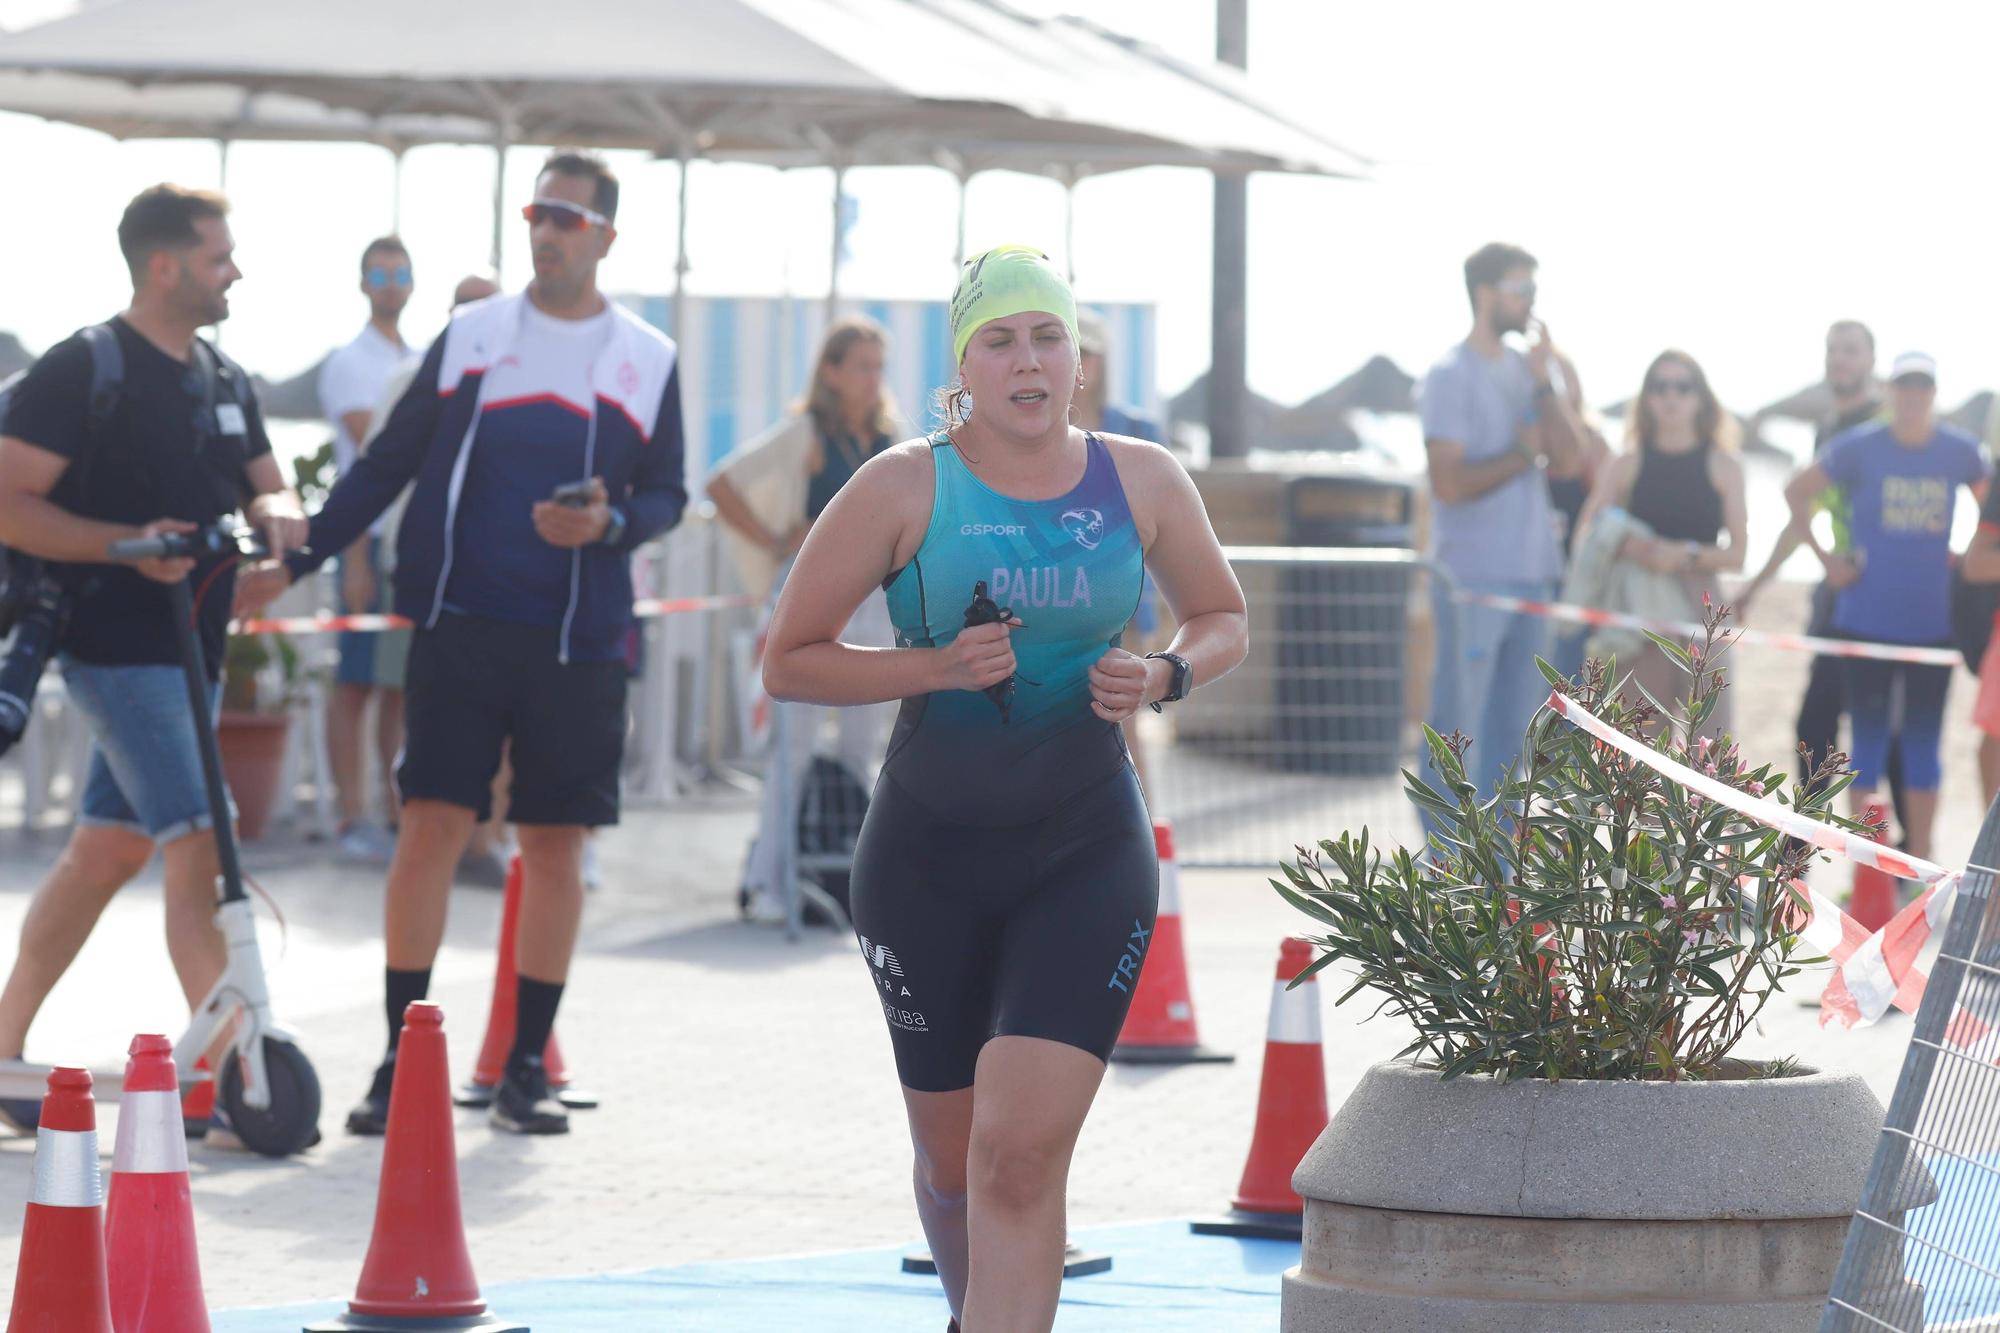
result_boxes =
[490,1053,568,1135]
[345,1057,396,1136]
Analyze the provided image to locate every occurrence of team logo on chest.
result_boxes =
[1060,507,1105,550]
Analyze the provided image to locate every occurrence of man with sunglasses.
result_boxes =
[0,184,306,1128]
[316,235,414,866]
[244,152,687,1136]
[1419,241,1587,817]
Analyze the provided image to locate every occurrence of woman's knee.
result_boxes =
[913,1145,969,1210]
[968,1130,1067,1213]
[64,826,156,886]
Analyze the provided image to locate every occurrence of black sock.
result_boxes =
[384,967,432,1056]
[510,976,565,1069]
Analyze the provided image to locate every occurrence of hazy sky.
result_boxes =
[3,0,1997,422]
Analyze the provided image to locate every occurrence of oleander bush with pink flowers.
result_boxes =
[1274,608,1875,1082]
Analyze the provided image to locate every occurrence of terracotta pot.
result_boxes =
[215,710,290,841]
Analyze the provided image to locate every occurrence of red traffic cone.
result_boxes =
[1110,822,1233,1065]
[179,1058,214,1138]
[456,855,593,1110]
[8,1067,113,1333]
[106,1035,209,1333]
[1850,802,1898,933]
[307,1004,523,1332]
[1191,938,1328,1241]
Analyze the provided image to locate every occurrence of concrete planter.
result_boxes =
[1282,1060,1930,1332]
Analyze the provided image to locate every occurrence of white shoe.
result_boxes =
[337,820,396,866]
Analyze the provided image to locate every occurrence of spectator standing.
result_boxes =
[316,235,414,863]
[1782,352,1984,865]
[1419,242,1585,800]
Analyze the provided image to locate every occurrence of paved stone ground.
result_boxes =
[0,779,1925,1314]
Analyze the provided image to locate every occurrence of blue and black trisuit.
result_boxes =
[850,431,1160,1092]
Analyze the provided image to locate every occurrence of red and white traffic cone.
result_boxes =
[1110,822,1233,1065]
[455,855,595,1110]
[308,1004,523,1332]
[106,1034,209,1333]
[7,1067,113,1332]
[1850,802,1899,932]
[1191,938,1328,1240]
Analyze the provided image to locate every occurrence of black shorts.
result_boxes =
[398,612,626,827]
[848,765,1158,1093]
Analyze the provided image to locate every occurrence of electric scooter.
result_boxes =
[0,520,321,1156]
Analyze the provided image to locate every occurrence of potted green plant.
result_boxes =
[217,592,304,842]
[1275,613,1932,1331]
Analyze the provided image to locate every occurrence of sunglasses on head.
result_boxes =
[365,265,411,289]
[1647,377,1698,397]
[522,198,609,232]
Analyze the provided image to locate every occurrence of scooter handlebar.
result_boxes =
[104,522,284,565]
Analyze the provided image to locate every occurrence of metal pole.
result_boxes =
[1209,0,1251,460]
[389,146,407,232]
[217,138,231,191]
[489,139,507,274]
[954,168,970,268]
[1062,172,1078,286]
[673,146,692,346]
[826,160,847,322]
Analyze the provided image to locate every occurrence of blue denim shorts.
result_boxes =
[59,658,226,843]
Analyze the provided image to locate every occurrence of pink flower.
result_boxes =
[1695,737,1712,759]
[1661,895,1680,911]
[1682,929,1700,946]
[1747,781,1764,796]
[1702,590,1712,610]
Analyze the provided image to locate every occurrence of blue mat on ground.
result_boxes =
[213,1219,1295,1331]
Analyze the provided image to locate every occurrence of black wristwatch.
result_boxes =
[1145,651,1193,712]
[599,506,628,548]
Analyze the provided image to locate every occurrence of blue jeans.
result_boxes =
[60,658,225,844]
[1424,577,1554,815]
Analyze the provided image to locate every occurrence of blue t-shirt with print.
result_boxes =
[1821,422,1985,644]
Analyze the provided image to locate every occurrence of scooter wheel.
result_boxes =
[220,1037,323,1157]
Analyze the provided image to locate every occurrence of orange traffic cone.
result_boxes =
[455,855,594,1110]
[1191,938,1328,1241]
[1110,822,1233,1065]
[308,1004,523,1332]
[1851,802,1899,932]
[7,1067,113,1332]
[106,1035,209,1333]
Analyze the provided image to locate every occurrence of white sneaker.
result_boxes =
[337,820,396,866]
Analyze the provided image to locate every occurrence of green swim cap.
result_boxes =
[949,244,1078,366]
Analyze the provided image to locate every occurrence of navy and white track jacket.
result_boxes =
[291,292,687,663]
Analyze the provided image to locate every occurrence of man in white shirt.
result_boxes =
[316,236,413,864]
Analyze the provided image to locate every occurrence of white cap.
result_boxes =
[1889,351,1937,383]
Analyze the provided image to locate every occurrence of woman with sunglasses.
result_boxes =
[1568,350,1747,732]
[763,246,1246,1332]
[708,315,908,922]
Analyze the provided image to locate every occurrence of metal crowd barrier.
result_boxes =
[1822,797,2000,1331]
[1146,546,1457,869]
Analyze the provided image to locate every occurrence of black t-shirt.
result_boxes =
[0,318,272,672]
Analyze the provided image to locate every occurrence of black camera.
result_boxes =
[0,553,72,760]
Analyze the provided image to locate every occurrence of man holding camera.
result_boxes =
[239,151,687,1136]
[0,184,307,1122]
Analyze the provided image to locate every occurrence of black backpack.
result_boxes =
[0,323,124,635]
[797,755,871,924]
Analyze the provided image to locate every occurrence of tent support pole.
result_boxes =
[490,139,508,273]
[673,144,692,346]
[389,146,407,232]
[826,159,847,321]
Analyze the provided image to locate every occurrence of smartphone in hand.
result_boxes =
[551,480,596,509]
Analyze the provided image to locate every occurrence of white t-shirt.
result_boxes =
[478,299,614,411]
[319,322,409,537]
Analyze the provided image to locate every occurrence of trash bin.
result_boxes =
[1275,473,1415,774]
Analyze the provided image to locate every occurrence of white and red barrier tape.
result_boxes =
[234,593,755,636]
[1543,691,1992,1050]
[1463,591,1963,667]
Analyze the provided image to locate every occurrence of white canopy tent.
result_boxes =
[0,0,1365,321]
